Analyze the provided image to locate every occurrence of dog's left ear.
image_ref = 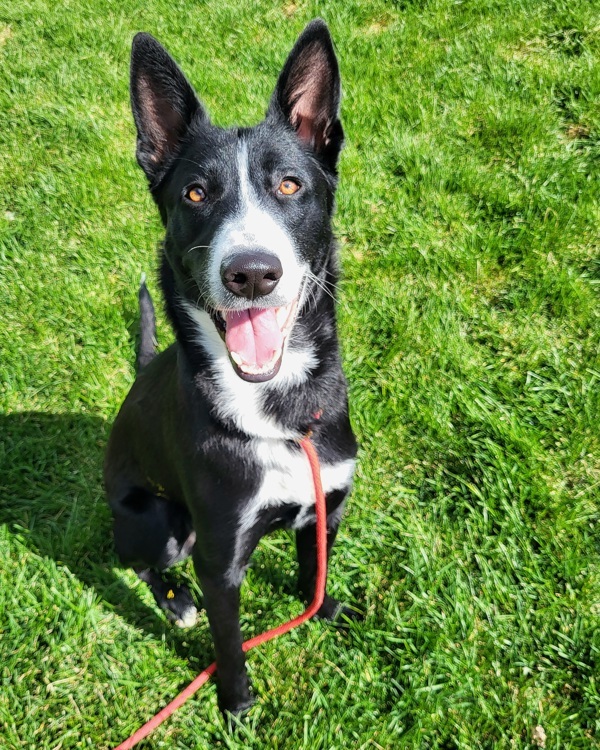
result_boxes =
[269,19,343,170]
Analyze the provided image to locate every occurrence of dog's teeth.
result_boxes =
[279,299,298,335]
[276,306,288,328]
[240,362,272,375]
[233,347,283,376]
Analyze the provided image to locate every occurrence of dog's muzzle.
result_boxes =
[209,250,298,382]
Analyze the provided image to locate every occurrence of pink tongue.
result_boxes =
[225,308,284,369]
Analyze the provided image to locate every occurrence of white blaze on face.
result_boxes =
[208,140,307,308]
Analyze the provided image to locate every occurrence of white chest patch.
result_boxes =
[226,439,355,586]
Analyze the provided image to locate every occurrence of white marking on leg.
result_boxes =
[321,459,356,495]
[174,606,198,628]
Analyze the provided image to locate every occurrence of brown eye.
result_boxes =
[186,186,206,203]
[278,178,301,196]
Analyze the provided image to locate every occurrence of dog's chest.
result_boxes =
[238,439,355,533]
[254,440,315,513]
[225,437,355,586]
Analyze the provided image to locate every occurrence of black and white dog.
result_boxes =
[104,19,358,714]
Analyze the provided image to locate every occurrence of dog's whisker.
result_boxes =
[306,270,336,301]
[306,269,351,313]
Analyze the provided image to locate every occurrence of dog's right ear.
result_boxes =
[268,19,343,171]
[130,33,207,184]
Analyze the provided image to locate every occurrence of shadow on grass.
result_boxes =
[0,410,355,671]
[0,411,214,668]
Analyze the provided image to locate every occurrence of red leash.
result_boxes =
[114,435,327,749]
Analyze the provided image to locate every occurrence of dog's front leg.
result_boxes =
[193,554,254,714]
[296,511,341,621]
[296,488,361,623]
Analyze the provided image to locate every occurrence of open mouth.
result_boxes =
[211,299,298,382]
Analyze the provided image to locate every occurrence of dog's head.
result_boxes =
[130,20,343,383]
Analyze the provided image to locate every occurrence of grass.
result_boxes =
[1,0,599,747]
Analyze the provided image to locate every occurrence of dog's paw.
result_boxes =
[158,583,198,628]
[172,604,198,629]
[219,690,256,717]
[313,595,364,626]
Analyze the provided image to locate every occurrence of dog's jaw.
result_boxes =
[181,300,318,438]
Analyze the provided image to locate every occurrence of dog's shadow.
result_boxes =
[0,411,216,667]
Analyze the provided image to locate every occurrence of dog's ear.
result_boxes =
[269,19,343,170]
[130,33,207,183]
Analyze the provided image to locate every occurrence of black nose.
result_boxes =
[221,251,283,299]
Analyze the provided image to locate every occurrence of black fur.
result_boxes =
[136,274,156,370]
[104,19,358,715]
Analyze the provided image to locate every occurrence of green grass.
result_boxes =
[1,0,599,747]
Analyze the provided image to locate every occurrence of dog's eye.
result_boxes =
[278,178,301,196]
[185,186,206,203]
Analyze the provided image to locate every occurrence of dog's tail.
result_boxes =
[137,272,157,371]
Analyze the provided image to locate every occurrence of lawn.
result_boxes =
[1,0,599,748]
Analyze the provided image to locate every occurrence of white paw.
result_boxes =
[174,606,198,628]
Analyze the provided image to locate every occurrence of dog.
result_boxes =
[104,19,358,715]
